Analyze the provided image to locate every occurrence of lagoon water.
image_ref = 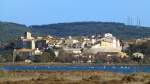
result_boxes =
[1,65,150,74]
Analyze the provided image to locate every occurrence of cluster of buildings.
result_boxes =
[13,32,57,62]
[13,32,127,63]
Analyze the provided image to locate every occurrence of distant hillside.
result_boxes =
[0,21,30,42]
[30,22,150,39]
[1,21,150,42]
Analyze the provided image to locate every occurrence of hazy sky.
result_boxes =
[0,0,149,26]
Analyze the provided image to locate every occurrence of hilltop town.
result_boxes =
[7,32,145,64]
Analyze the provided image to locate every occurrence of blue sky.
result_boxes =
[0,0,149,26]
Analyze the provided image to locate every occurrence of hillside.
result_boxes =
[0,21,30,42]
[30,22,150,39]
[1,21,150,42]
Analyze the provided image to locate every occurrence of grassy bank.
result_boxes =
[0,71,149,84]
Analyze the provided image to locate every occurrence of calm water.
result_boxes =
[0,65,150,74]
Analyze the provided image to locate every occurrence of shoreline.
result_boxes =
[0,62,149,66]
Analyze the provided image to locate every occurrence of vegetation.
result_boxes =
[125,40,150,64]
[34,49,56,62]
[0,21,30,42]
[0,42,14,62]
[1,21,150,43]
[0,71,149,84]
[30,22,150,40]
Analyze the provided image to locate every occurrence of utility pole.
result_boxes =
[136,17,142,27]
[127,16,133,25]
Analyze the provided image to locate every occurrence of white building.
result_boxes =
[84,33,122,54]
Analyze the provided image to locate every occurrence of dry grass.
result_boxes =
[0,71,149,84]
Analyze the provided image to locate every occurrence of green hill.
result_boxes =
[30,22,150,39]
[1,21,150,42]
[0,21,30,42]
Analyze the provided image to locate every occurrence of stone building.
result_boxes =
[84,33,122,54]
[13,32,42,62]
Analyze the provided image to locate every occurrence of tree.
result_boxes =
[0,55,6,63]
[34,49,56,62]
[45,49,56,61]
